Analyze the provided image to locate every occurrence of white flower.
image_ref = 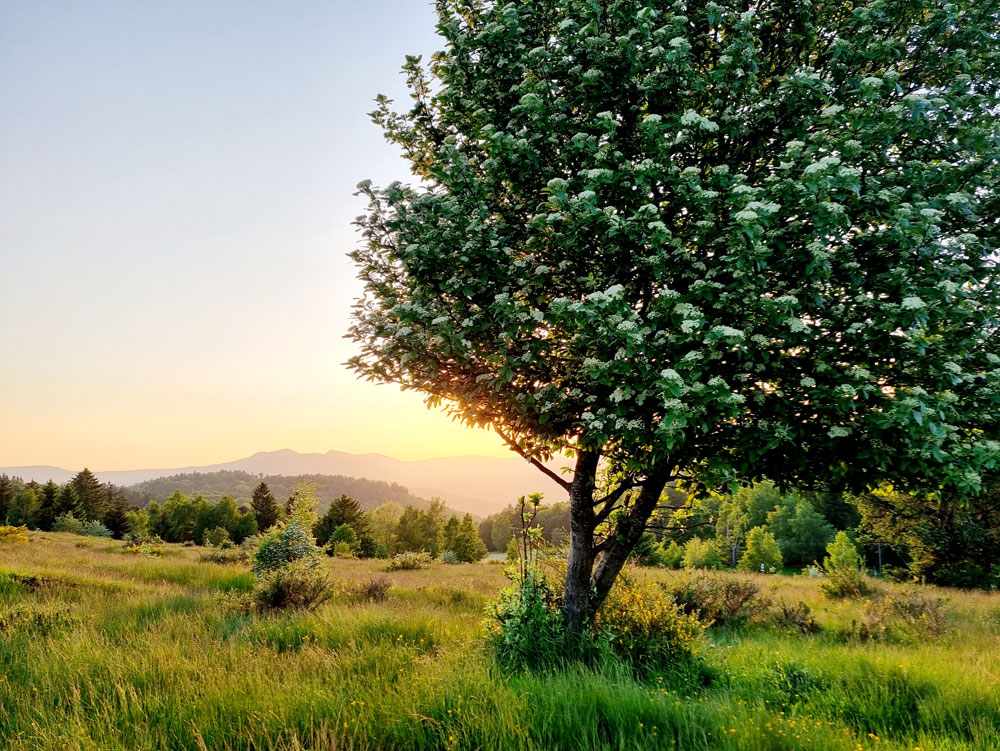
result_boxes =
[820,104,844,117]
[735,210,759,223]
[901,296,925,310]
[680,109,720,132]
[828,426,850,438]
[660,369,683,382]
[800,376,817,388]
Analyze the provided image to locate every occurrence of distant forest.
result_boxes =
[121,470,431,514]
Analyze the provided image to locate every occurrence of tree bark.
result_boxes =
[587,465,672,619]
[563,449,600,634]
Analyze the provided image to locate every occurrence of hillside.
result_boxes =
[121,470,435,515]
[0,448,565,516]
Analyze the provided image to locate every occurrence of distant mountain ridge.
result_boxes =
[121,470,434,516]
[0,448,565,516]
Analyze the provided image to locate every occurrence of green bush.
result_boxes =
[81,520,113,538]
[440,550,460,565]
[845,587,947,642]
[252,559,334,611]
[738,527,783,573]
[203,526,230,548]
[660,540,684,569]
[332,541,356,558]
[682,538,723,570]
[663,572,771,627]
[594,572,704,669]
[820,532,875,599]
[487,567,567,668]
[251,519,324,577]
[387,552,433,571]
[52,513,84,534]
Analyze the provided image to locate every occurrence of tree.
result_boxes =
[0,474,15,523]
[766,496,836,567]
[7,487,39,528]
[442,515,460,553]
[251,482,280,532]
[71,469,106,522]
[102,491,133,539]
[393,506,425,553]
[490,513,513,552]
[36,480,60,531]
[825,531,862,572]
[368,502,403,552]
[853,483,1000,587]
[454,514,489,562]
[349,0,1000,633]
[739,527,783,572]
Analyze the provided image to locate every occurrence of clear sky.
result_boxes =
[0,0,513,469]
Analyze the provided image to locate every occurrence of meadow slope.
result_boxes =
[2,533,999,751]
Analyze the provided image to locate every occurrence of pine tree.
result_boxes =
[36,480,60,531]
[0,474,15,523]
[454,514,488,563]
[314,495,368,546]
[250,482,280,532]
[442,516,460,553]
[56,484,81,519]
[71,469,106,522]
[102,488,132,539]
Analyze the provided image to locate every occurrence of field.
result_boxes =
[2,532,999,751]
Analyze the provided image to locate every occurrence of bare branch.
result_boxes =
[495,429,571,492]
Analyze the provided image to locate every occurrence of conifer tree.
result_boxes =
[71,469,106,521]
[0,474,14,523]
[250,482,280,532]
[36,480,61,531]
[454,514,488,563]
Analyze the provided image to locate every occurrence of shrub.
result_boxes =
[505,536,519,563]
[330,524,357,547]
[595,572,704,669]
[387,552,433,571]
[738,527,783,573]
[252,559,334,611]
[660,540,684,569]
[332,541,356,558]
[775,600,819,634]
[820,566,877,599]
[682,538,723,570]
[663,572,772,627]
[252,519,325,577]
[0,525,29,545]
[52,513,84,535]
[357,535,379,559]
[354,574,392,603]
[203,526,231,548]
[487,567,567,668]
[821,532,875,599]
[825,531,862,571]
[200,546,250,564]
[124,542,163,557]
[846,587,947,642]
[440,550,460,565]
[81,520,113,538]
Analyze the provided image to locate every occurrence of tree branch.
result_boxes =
[495,429,571,492]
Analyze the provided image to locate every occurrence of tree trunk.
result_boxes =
[563,450,600,634]
[587,466,672,619]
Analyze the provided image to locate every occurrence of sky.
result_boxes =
[0,0,515,469]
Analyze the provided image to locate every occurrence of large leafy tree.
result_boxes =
[349,0,1000,630]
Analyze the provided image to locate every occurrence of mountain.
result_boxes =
[0,448,566,516]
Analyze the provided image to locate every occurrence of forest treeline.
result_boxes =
[477,481,1000,589]
[0,471,487,563]
[3,469,997,587]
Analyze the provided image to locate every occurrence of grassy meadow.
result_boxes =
[2,532,999,751]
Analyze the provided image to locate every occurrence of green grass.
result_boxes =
[2,532,998,750]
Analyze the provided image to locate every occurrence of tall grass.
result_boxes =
[2,531,998,750]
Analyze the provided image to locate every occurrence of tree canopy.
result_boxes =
[349,0,1000,628]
